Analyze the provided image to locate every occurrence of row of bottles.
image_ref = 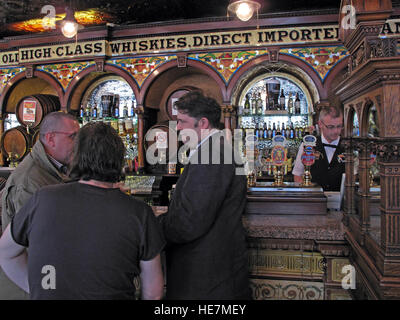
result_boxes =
[242,121,311,141]
[239,91,302,115]
[79,102,135,119]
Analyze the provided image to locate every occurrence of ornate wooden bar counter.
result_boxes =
[244,182,352,300]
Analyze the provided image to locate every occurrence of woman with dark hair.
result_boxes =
[0,122,165,300]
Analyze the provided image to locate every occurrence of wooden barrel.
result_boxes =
[0,126,32,162]
[15,94,61,129]
[31,128,40,146]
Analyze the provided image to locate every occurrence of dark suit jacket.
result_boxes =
[161,131,250,299]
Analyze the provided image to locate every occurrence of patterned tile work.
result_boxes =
[188,50,268,84]
[248,249,325,277]
[250,278,324,300]
[109,56,175,87]
[280,46,349,82]
[0,67,25,95]
[38,62,94,90]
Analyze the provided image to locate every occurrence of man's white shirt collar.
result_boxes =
[321,134,340,146]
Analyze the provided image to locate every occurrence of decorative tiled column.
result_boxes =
[134,104,145,173]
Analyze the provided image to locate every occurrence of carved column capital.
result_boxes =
[133,105,145,116]
[221,105,235,117]
[375,138,400,163]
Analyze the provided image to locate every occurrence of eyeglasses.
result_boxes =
[320,120,343,130]
[51,131,77,140]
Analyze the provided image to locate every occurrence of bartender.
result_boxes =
[292,106,345,191]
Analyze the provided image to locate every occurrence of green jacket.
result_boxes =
[1,140,65,232]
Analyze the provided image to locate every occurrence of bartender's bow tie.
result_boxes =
[322,143,338,148]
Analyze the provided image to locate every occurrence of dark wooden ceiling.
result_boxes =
[0,0,342,39]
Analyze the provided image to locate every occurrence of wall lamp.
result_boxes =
[227,0,261,21]
[60,7,83,38]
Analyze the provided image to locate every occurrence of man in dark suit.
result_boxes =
[293,106,345,191]
[160,91,250,300]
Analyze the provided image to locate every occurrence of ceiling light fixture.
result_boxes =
[227,0,261,22]
[60,7,82,38]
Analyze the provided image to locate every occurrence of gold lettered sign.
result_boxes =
[2,40,107,65]
[1,18,399,67]
[108,24,340,56]
[0,50,19,66]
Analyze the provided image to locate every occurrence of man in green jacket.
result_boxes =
[0,111,79,299]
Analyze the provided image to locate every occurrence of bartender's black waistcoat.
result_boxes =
[310,136,345,191]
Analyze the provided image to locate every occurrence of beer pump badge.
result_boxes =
[301,135,317,166]
[271,135,287,166]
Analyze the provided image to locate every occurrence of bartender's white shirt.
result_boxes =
[292,135,340,176]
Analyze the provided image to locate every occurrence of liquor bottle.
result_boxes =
[114,105,120,118]
[85,103,91,118]
[256,92,263,115]
[123,102,129,118]
[286,123,291,139]
[99,103,103,119]
[289,122,295,140]
[272,122,276,138]
[294,122,300,139]
[267,121,272,139]
[264,90,269,112]
[294,93,301,114]
[279,89,285,111]
[299,125,304,139]
[92,103,98,119]
[288,93,293,114]
[244,94,250,115]
[251,93,257,115]
[281,122,286,137]
[130,101,135,117]
[277,121,281,135]
[79,104,84,118]
[263,122,268,140]
[114,94,120,118]
[255,123,260,140]
[258,122,264,140]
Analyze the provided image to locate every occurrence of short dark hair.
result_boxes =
[175,91,221,129]
[319,106,343,121]
[69,122,124,183]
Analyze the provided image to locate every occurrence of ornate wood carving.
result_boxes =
[268,48,279,63]
[25,65,33,78]
[248,249,325,277]
[376,138,400,163]
[177,53,187,68]
[368,38,398,59]
[95,59,105,72]
[250,278,325,300]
